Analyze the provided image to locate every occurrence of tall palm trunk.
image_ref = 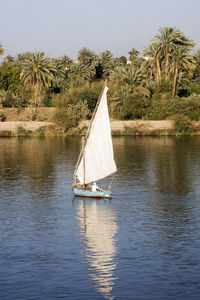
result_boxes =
[172,64,178,97]
[156,57,161,82]
[165,48,169,80]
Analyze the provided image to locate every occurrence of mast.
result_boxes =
[83,137,86,187]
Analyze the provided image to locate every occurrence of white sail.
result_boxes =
[75,86,117,184]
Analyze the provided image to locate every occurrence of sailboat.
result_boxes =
[72,84,117,198]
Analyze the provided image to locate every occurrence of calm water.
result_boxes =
[0,136,200,300]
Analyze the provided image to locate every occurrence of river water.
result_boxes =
[0,136,200,300]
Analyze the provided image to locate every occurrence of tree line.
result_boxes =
[1,26,200,128]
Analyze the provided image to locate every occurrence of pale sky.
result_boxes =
[0,0,200,60]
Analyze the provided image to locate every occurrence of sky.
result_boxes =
[0,0,200,61]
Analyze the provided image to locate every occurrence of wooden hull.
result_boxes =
[73,187,111,199]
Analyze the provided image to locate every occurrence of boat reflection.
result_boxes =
[73,197,117,300]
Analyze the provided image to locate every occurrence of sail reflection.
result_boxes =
[73,197,117,300]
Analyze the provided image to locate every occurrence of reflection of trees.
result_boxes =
[152,137,196,196]
[73,198,117,300]
[0,138,55,185]
[1,136,199,197]
[113,136,200,196]
[0,137,81,190]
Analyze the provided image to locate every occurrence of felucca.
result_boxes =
[72,84,117,198]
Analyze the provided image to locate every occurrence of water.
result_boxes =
[0,136,200,300]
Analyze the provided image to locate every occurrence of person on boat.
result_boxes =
[92,182,97,192]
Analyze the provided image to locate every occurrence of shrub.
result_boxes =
[173,115,196,133]
[42,94,53,107]
[187,82,200,95]
[17,125,31,136]
[150,79,172,95]
[54,100,89,131]
[52,82,103,113]
[189,111,200,121]
[121,95,151,120]
[34,128,45,137]
[147,96,200,120]
[0,86,30,108]
[0,111,6,122]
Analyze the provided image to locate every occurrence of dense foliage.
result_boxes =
[1,27,200,129]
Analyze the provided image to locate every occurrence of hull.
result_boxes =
[73,187,111,199]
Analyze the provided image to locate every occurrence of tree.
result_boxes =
[52,55,74,91]
[77,47,99,80]
[78,47,98,65]
[99,51,114,78]
[193,49,200,81]
[172,46,196,96]
[67,63,91,86]
[153,27,195,80]
[118,56,127,66]
[128,48,139,65]
[54,55,73,77]
[0,43,4,56]
[0,61,20,91]
[3,55,14,63]
[20,52,56,89]
[20,52,56,106]
[110,65,144,86]
[143,43,162,82]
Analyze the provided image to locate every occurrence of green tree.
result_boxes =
[143,43,162,82]
[153,27,195,80]
[0,61,20,91]
[78,47,98,65]
[172,46,196,96]
[118,56,127,66]
[54,55,73,78]
[20,52,56,106]
[99,51,114,78]
[52,55,73,91]
[20,52,56,89]
[193,49,200,82]
[68,63,91,86]
[77,47,99,80]
[110,65,144,86]
[128,48,139,66]
[0,43,4,56]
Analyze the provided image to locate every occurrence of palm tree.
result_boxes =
[54,55,73,76]
[153,27,195,80]
[0,43,4,56]
[128,48,140,66]
[153,27,176,79]
[20,52,56,107]
[143,43,162,82]
[20,52,56,89]
[52,55,73,89]
[100,51,114,78]
[193,49,200,81]
[140,57,155,85]
[129,48,139,60]
[78,48,98,65]
[68,63,92,86]
[110,65,144,86]
[172,46,196,96]
[77,48,99,81]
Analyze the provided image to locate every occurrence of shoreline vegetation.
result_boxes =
[1,26,200,137]
[0,108,200,137]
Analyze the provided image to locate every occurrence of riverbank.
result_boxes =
[0,119,200,136]
[0,107,200,136]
